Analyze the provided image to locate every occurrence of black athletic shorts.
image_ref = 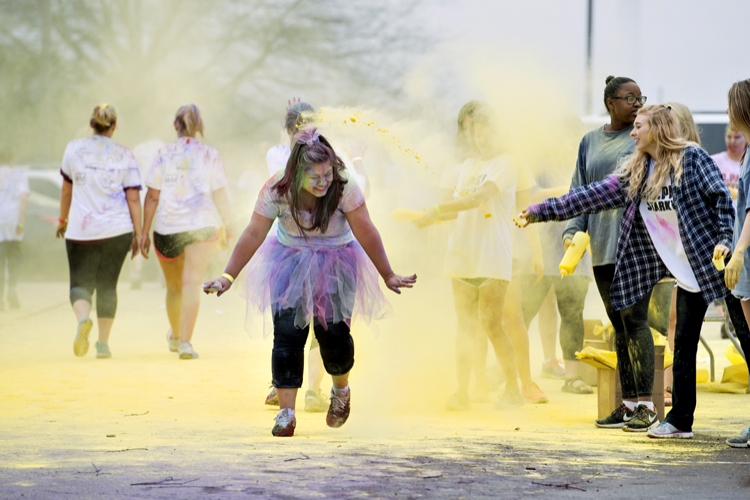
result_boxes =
[153,227,218,260]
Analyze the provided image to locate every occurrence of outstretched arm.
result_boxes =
[203,212,274,296]
[516,175,627,227]
[413,182,498,229]
[346,202,417,294]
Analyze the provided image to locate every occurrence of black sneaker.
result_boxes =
[594,404,634,428]
[623,404,658,432]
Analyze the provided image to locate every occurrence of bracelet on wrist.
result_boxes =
[433,205,442,216]
[383,271,395,282]
[352,156,364,162]
[58,218,67,225]
[222,273,235,284]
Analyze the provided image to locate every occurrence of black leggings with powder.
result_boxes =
[66,233,132,318]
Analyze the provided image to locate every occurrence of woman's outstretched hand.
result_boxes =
[720,245,741,290]
[385,273,417,294]
[203,276,233,297]
[513,209,531,228]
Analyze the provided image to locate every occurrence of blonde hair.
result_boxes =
[664,102,700,145]
[90,104,117,133]
[728,79,750,137]
[174,104,204,137]
[618,104,688,202]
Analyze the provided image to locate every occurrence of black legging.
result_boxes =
[271,308,354,388]
[66,233,132,318]
[593,264,655,399]
[520,275,590,361]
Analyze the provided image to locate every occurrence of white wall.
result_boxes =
[426,0,747,114]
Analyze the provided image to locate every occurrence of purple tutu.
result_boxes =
[244,237,390,330]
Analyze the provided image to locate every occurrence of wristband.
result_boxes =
[433,205,442,216]
[221,273,235,284]
[58,218,67,225]
[17,222,24,229]
[352,156,364,162]
[384,271,395,282]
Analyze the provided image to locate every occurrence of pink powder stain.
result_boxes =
[655,214,678,239]
[81,213,93,231]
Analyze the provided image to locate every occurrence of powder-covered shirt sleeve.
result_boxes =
[209,149,228,191]
[60,143,74,183]
[145,151,165,190]
[253,179,280,220]
[481,156,517,194]
[123,151,142,189]
[339,175,366,213]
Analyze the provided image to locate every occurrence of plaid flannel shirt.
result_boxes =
[528,146,734,310]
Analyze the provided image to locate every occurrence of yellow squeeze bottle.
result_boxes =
[559,231,590,277]
[713,256,726,271]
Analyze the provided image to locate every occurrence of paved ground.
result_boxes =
[1,279,749,499]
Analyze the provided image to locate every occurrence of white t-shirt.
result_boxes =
[61,135,141,241]
[0,166,29,242]
[265,144,367,193]
[444,155,520,281]
[146,137,227,235]
[639,161,700,292]
[711,151,741,192]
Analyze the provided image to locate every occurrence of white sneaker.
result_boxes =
[178,342,199,359]
[726,427,750,448]
[647,421,693,439]
[166,330,179,352]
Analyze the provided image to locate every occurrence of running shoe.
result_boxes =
[522,382,548,403]
[265,386,279,406]
[541,359,566,379]
[562,377,593,394]
[647,421,693,439]
[305,389,328,413]
[178,342,199,359]
[73,318,93,357]
[623,404,658,432]
[494,390,524,409]
[166,330,179,353]
[95,342,111,359]
[326,388,351,428]
[445,392,471,411]
[726,427,750,448]
[594,404,635,429]
[272,409,296,437]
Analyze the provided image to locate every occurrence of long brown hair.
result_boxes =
[273,129,348,235]
[617,104,689,202]
[728,79,750,137]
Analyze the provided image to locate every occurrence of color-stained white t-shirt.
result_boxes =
[266,144,367,193]
[0,166,29,242]
[60,135,141,241]
[444,155,521,281]
[146,137,227,235]
[639,161,699,292]
[711,151,741,193]
[253,169,365,248]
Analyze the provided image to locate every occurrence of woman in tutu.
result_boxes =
[204,128,416,437]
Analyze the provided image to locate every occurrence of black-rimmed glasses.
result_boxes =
[611,96,647,105]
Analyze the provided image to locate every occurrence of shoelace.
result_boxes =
[275,411,294,426]
[330,391,349,412]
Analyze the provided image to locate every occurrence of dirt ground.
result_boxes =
[1,279,749,499]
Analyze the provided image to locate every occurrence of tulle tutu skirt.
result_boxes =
[244,237,390,330]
